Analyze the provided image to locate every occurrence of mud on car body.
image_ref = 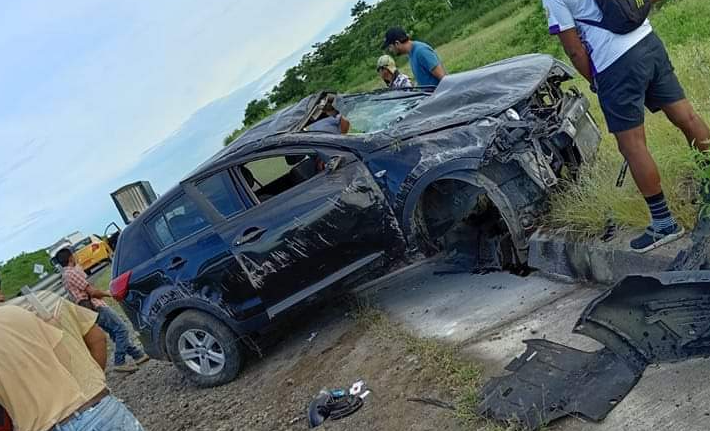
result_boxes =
[110,54,601,387]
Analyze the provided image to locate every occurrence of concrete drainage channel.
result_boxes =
[365,216,710,431]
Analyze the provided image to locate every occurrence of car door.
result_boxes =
[140,189,262,322]
[188,147,404,319]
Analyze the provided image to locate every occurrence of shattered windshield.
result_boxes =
[338,92,429,134]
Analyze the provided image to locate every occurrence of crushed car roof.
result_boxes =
[376,54,573,141]
[187,54,572,182]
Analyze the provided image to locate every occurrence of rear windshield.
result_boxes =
[114,226,154,275]
[72,237,92,251]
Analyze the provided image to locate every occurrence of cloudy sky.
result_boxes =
[0,0,357,262]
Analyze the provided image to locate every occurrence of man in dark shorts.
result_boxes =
[543,0,710,253]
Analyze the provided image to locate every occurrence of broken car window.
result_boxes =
[240,153,324,203]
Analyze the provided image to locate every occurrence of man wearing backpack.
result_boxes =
[543,0,710,253]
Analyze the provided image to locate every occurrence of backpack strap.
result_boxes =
[576,18,604,29]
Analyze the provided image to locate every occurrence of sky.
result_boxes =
[0,0,357,263]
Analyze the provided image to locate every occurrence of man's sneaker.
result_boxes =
[114,363,139,373]
[134,355,150,366]
[630,224,685,254]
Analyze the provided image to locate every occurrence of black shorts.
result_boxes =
[595,32,686,134]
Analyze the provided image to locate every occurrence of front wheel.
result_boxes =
[166,310,242,387]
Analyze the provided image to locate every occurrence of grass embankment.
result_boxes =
[356,0,710,235]
[0,250,53,298]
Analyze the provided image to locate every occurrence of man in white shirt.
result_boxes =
[543,0,710,253]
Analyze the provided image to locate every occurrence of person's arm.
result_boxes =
[420,47,446,82]
[83,324,107,370]
[339,116,351,134]
[87,284,112,299]
[430,64,446,81]
[558,29,593,84]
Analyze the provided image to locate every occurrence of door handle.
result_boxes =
[168,257,187,270]
[235,227,267,246]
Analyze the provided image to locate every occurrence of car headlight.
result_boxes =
[505,108,521,121]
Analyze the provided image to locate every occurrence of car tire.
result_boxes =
[166,310,242,387]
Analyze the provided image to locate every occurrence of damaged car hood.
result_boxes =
[379,54,574,141]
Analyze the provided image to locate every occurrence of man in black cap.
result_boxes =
[382,27,446,87]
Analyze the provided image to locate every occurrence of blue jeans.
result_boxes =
[53,396,144,431]
[96,306,144,366]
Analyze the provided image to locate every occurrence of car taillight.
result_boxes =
[109,271,132,301]
[91,243,100,252]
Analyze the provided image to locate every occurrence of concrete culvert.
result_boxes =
[413,179,520,272]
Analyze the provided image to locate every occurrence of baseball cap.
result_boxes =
[376,55,397,73]
[382,27,408,49]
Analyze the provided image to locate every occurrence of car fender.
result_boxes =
[400,159,527,254]
[143,285,269,358]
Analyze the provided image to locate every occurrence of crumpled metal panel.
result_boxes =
[575,271,710,364]
[478,339,641,430]
[384,54,573,140]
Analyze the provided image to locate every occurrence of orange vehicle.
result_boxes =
[71,235,113,275]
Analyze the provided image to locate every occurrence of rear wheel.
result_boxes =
[166,310,242,387]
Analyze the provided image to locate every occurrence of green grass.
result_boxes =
[0,249,53,298]
[93,267,111,291]
[353,0,710,235]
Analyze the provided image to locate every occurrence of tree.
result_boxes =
[243,99,270,127]
[351,0,371,18]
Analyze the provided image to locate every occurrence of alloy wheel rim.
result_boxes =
[178,329,226,376]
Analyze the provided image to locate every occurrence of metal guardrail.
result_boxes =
[27,273,66,297]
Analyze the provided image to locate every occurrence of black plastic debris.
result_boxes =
[576,271,710,364]
[478,339,641,430]
[479,270,710,430]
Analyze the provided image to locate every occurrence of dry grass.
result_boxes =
[354,302,525,431]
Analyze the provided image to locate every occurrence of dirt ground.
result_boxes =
[107,303,477,431]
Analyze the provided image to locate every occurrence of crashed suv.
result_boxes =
[109,54,601,386]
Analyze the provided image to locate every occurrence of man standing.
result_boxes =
[377,55,413,89]
[543,0,710,252]
[56,247,148,372]
[382,27,446,87]
[0,294,145,430]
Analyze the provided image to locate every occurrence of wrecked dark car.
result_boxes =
[109,54,601,386]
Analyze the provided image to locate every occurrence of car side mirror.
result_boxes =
[325,155,343,173]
